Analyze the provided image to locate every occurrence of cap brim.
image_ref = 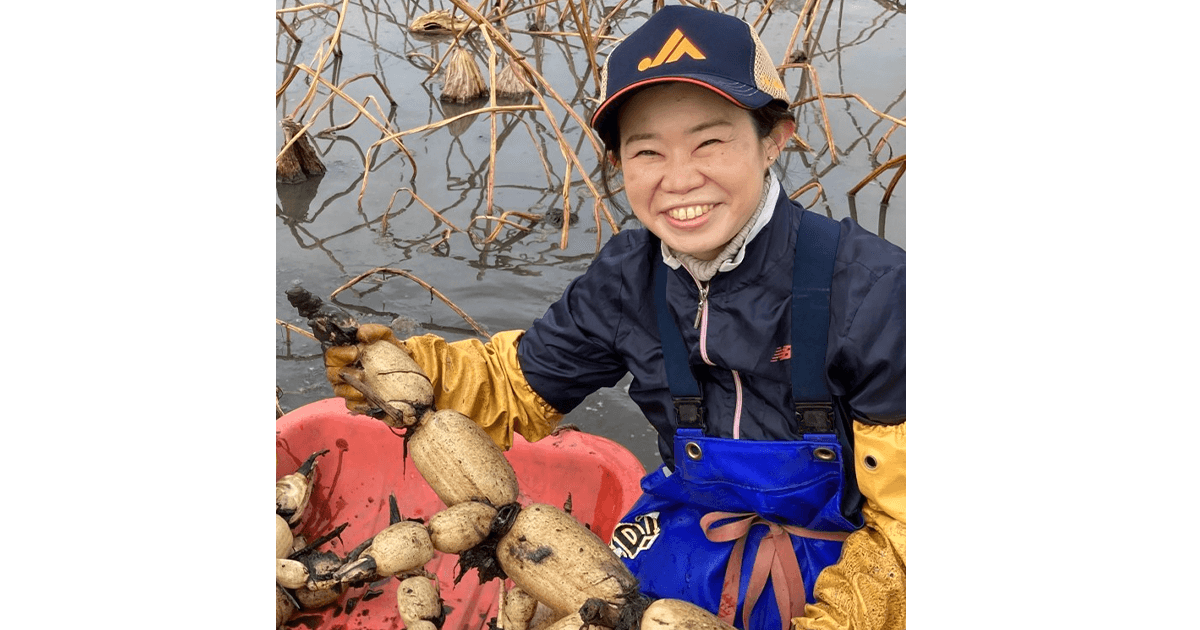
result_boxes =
[590,74,777,132]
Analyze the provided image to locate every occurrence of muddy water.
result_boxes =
[276,0,905,471]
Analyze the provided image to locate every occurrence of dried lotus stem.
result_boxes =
[872,118,905,159]
[330,267,490,339]
[789,181,824,209]
[881,159,906,208]
[532,0,548,31]
[446,0,619,245]
[789,93,907,128]
[847,154,906,199]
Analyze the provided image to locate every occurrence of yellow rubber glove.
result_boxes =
[399,331,563,450]
[323,326,563,450]
[793,421,906,630]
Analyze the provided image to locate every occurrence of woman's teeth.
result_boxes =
[668,205,712,221]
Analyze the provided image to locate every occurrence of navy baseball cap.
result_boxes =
[590,6,789,134]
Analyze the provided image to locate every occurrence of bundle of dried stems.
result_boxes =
[441,46,488,103]
[409,9,474,35]
[277,116,326,184]
[495,60,534,99]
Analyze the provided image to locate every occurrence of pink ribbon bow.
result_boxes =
[700,511,850,630]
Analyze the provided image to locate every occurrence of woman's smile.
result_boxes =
[666,203,715,222]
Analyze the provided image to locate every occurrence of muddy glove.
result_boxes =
[323,323,412,416]
[326,326,563,449]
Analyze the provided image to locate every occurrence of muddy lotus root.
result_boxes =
[409,409,520,507]
[496,503,637,616]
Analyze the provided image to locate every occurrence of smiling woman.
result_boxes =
[544,8,906,630]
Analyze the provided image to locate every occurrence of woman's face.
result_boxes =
[616,82,790,261]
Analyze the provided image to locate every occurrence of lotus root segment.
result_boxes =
[497,503,637,615]
[276,558,310,590]
[396,575,443,627]
[360,338,434,427]
[500,585,540,630]
[640,598,736,630]
[409,409,520,507]
[429,500,498,553]
[277,585,296,629]
[276,514,294,559]
[369,520,436,576]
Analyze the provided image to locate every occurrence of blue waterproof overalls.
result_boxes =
[608,211,862,630]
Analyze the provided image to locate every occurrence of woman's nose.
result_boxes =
[660,155,704,193]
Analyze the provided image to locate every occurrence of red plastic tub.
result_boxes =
[276,398,647,629]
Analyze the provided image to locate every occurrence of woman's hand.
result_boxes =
[323,323,406,415]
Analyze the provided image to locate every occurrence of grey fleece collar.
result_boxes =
[662,174,779,282]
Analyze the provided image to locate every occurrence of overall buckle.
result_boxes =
[674,397,705,429]
[795,402,834,433]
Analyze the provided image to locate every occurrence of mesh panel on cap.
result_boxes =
[748,27,787,102]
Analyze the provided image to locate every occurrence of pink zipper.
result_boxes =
[690,276,744,439]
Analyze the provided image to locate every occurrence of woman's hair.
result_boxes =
[595,88,794,203]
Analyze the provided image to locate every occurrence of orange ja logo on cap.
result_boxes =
[638,29,706,71]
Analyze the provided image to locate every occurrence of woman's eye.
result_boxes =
[699,138,721,148]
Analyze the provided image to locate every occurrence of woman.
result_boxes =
[325,6,905,630]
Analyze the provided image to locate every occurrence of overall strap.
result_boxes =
[791,210,841,433]
[653,249,705,429]
[651,209,842,433]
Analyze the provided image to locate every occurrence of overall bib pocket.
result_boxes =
[610,429,859,630]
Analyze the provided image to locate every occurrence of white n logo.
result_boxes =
[638,29,706,71]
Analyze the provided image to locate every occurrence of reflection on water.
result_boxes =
[276,0,905,470]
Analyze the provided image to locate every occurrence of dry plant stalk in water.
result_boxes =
[331,268,491,339]
[495,60,534,99]
[277,116,326,184]
[410,9,475,35]
[442,46,488,103]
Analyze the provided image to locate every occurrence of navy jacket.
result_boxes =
[517,190,905,470]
